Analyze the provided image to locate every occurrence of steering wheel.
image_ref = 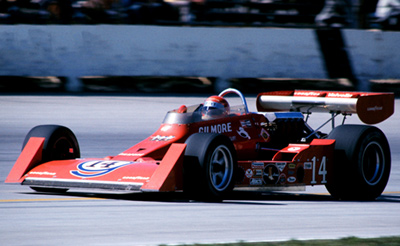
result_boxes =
[218,88,249,114]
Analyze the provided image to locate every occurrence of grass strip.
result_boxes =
[169,236,400,246]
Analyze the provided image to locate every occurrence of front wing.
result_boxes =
[5,137,187,192]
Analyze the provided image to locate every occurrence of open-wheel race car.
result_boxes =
[6,88,395,200]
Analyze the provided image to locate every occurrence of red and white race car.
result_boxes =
[6,88,395,200]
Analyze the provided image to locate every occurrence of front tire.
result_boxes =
[184,133,237,200]
[23,125,80,192]
[23,125,80,163]
[326,125,391,200]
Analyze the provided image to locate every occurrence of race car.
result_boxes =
[6,88,395,200]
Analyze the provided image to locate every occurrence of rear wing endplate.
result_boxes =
[256,90,395,124]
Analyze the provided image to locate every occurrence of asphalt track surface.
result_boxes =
[1,94,400,246]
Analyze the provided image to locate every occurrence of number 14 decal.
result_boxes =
[308,156,327,184]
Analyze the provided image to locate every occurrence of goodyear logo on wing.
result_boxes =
[70,160,134,178]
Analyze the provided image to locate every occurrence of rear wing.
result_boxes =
[256,90,395,124]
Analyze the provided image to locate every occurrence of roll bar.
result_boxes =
[218,88,249,114]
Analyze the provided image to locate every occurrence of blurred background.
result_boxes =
[0,0,399,94]
[1,0,398,28]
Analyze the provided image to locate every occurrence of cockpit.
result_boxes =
[163,88,250,125]
[162,104,248,125]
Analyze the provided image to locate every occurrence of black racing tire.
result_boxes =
[23,125,80,193]
[23,125,80,163]
[326,125,391,200]
[183,133,237,201]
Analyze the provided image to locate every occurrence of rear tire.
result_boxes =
[326,125,391,200]
[23,125,80,192]
[184,133,237,201]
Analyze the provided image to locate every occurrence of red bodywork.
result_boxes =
[6,89,394,193]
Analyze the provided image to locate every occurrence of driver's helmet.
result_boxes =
[202,95,230,119]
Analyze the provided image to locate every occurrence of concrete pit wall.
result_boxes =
[0,25,399,91]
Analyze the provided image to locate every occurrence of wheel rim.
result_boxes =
[208,145,233,191]
[52,137,75,160]
[361,141,385,186]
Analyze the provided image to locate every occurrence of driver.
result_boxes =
[202,95,230,120]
